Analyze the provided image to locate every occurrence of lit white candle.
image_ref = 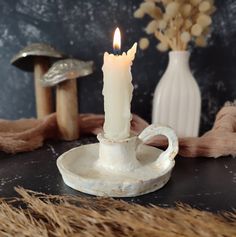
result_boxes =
[102,28,137,140]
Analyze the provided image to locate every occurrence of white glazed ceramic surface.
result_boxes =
[57,124,179,197]
[152,51,201,137]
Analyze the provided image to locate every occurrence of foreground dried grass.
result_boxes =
[0,188,235,237]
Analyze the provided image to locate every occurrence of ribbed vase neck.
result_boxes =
[167,51,190,70]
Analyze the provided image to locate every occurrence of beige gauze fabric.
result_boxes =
[0,103,235,158]
[146,104,236,158]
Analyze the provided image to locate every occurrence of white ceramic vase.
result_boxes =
[152,51,201,137]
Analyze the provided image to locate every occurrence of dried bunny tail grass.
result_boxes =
[140,2,163,19]
[181,3,192,17]
[0,187,235,237]
[133,8,145,18]
[139,37,150,50]
[134,0,216,52]
[140,1,156,12]
[157,42,169,51]
[165,2,180,18]
[184,19,193,29]
[195,35,207,47]
[155,30,173,49]
[197,14,212,27]
[134,3,162,19]
[207,5,217,15]
[180,31,191,44]
[190,0,202,7]
[199,1,211,12]
[158,19,167,30]
[162,0,173,6]
[191,24,203,36]
[145,20,158,34]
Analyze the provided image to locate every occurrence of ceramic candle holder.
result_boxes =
[96,133,141,172]
[57,124,179,197]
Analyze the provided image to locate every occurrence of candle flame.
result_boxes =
[113,27,121,51]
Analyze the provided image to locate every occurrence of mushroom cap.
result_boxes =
[41,59,95,87]
[11,43,64,72]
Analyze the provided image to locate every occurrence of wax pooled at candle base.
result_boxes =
[102,35,137,141]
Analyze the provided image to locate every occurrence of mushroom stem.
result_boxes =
[56,79,79,140]
[34,57,53,118]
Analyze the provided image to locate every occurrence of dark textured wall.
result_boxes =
[0,0,235,133]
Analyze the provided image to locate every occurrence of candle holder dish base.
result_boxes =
[57,124,178,197]
[57,143,174,197]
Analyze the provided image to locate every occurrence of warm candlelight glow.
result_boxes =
[113,27,121,51]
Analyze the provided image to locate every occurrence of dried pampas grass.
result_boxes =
[0,188,235,237]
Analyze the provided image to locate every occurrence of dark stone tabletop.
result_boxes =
[0,136,235,213]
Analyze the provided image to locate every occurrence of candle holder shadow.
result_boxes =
[57,124,179,197]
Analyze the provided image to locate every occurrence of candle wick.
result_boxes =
[113,48,120,56]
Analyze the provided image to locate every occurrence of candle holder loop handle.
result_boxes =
[138,124,179,162]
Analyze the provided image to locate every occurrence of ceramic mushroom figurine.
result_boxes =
[41,59,94,141]
[11,43,64,119]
